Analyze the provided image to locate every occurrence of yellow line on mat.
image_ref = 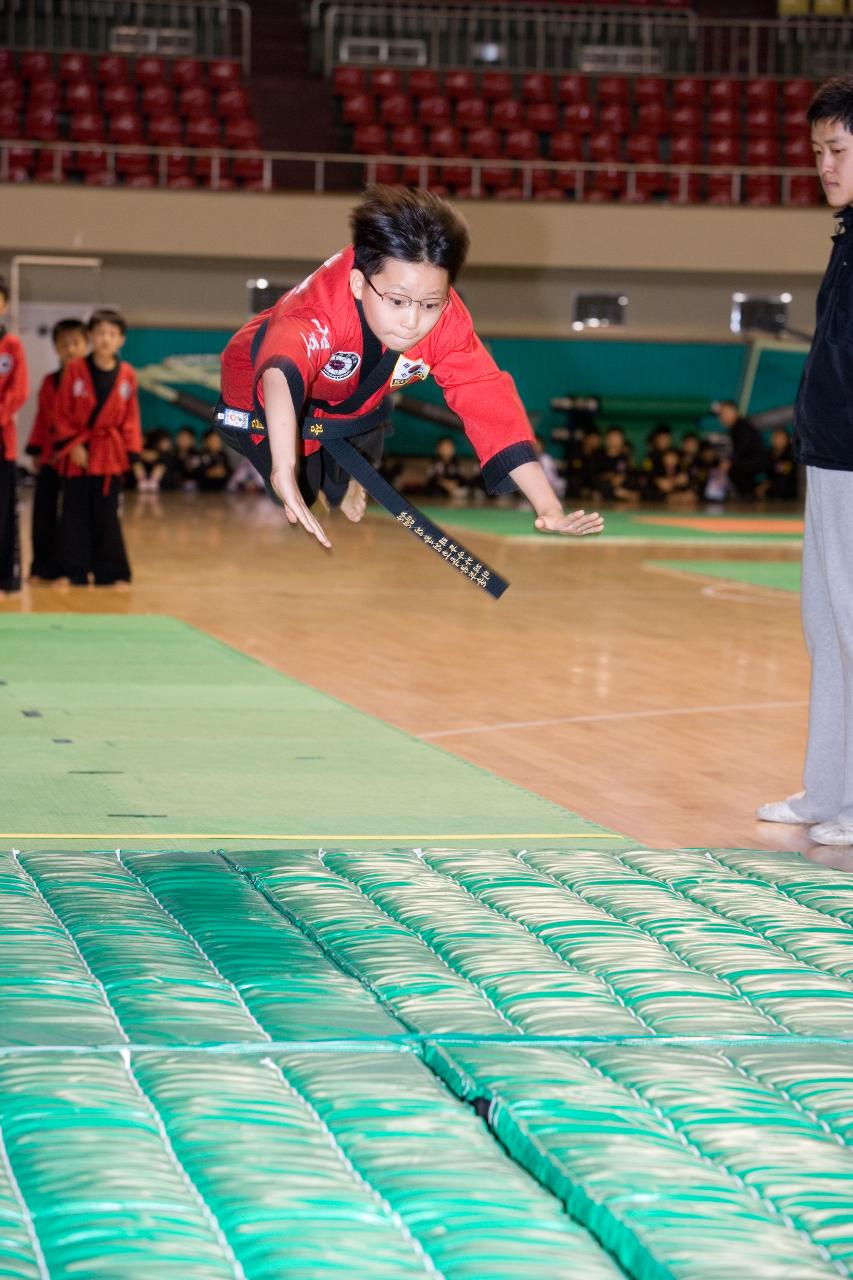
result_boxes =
[1,832,619,841]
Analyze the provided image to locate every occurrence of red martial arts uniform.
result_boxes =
[0,328,29,591]
[219,246,536,495]
[27,370,63,578]
[55,356,142,584]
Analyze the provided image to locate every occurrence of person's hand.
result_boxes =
[70,444,88,469]
[271,466,331,548]
[535,508,604,536]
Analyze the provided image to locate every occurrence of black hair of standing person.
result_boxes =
[807,75,853,131]
[52,317,87,342]
[0,276,7,302]
[87,307,127,335]
[350,185,471,284]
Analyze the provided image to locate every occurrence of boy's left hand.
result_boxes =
[535,508,604,536]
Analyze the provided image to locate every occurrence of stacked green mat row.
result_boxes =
[2,847,853,1279]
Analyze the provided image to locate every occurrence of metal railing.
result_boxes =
[318,3,853,78]
[0,0,251,70]
[0,137,821,206]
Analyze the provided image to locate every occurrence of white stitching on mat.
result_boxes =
[0,1120,51,1280]
[262,1055,445,1279]
[717,1050,849,1151]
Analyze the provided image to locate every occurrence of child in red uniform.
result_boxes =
[217,186,602,551]
[54,308,142,586]
[27,317,88,580]
[0,277,29,595]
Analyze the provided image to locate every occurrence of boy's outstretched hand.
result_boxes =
[271,466,332,548]
[535,508,604,536]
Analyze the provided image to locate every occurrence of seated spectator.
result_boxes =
[424,436,468,500]
[759,427,798,501]
[565,425,602,499]
[197,428,233,491]
[642,445,695,506]
[167,425,202,490]
[132,428,174,492]
[534,435,565,499]
[589,426,638,503]
[712,399,769,499]
[701,442,731,504]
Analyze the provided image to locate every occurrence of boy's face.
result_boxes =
[0,292,7,319]
[176,429,194,448]
[55,329,88,367]
[812,118,853,208]
[89,321,124,360]
[350,259,450,353]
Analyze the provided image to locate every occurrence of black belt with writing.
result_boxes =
[215,400,509,599]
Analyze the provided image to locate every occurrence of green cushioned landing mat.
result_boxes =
[0,615,619,849]
[649,559,802,593]
[3,846,853,1279]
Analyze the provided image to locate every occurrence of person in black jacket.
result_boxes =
[757,74,853,845]
[712,400,768,499]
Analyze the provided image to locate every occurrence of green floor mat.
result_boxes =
[0,615,620,849]
[650,559,802,592]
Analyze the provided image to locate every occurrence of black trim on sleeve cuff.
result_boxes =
[25,444,41,457]
[481,441,538,495]
[254,357,306,417]
[127,452,141,465]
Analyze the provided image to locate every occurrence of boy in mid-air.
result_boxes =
[216,186,602,554]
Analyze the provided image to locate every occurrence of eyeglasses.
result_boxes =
[364,276,450,315]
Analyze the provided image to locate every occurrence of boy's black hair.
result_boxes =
[52,317,87,343]
[87,307,126,336]
[350,185,470,284]
[807,75,853,133]
[0,276,8,303]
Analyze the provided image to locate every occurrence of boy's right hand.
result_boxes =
[271,466,331,548]
[70,444,89,469]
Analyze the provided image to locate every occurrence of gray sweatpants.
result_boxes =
[790,466,853,824]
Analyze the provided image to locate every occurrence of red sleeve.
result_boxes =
[253,311,335,412]
[430,306,536,495]
[121,369,142,456]
[54,363,88,453]
[0,337,29,417]
[27,377,54,455]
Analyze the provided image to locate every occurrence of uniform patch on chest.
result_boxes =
[0,354,12,375]
[390,355,431,390]
[321,351,361,381]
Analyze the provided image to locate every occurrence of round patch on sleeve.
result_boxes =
[321,351,361,381]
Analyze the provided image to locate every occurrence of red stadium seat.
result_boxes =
[443,70,476,100]
[125,172,156,188]
[148,114,183,148]
[0,79,22,109]
[549,131,582,162]
[166,173,197,190]
[225,117,259,149]
[745,175,779,206]
[217,86,250,119]
[103,83,136,113]
[492,98,524,131]
[64,80,98,112]
[84,169,118,187]
[709,79,741,110]
[69,111,104,144]
[390,123,424,156]
[58,53,91,83]
[596,75,629,107]
[440,163,471,188]
[366,162,398,185]
[109,111,143,145]
[636,102,668,136]
[746,107,777,138]
[342,92,375,126]
[481,71,513,102]
[35,148,72,180]
[671,105,702,135]
[333,66,365,96]
[429,125,461,157]
[707,173,737,204]
[370,68,403,97]
[589,131,622,162]
[745,78,778,110]
[783,108,810,138]
[379,93,413,126]
[417,95,451,128]
[707,135,739,165]
[672,77,704,109]
[25,107,59,141]
[456,97,488,130]
[586,167,625,199]
[746,137,780,166]
[142,84,174,116]
[7,144,34,174]
[20,52,53,81]
[494,186,525,200]
[179,86,213,119]
[353,123,386,154]
[557,74,589,105]
[521,72,552,104]
[787,174,820,206]
[0,105,21,138]
[784,135,812,166]
[466,126,500,158]
[627,133,661,164]
[0,51,14,79]
[208,59,241,91]
[669,134,702,165]
[408,69,440,98]
[232,154,262,182]
[116,149,151,177]
[135,56,168,87]
[76,144,107,173]
[563,102,596,133]
[708,107,738,137]
[186,116,220,148]
[482,164,514,190]
[634,76,666,108]
[599,103,630,134]
[97,55,129,85]
[782,79,814,113]
[533,186,565,201]
[526,102,558,133]
[505,126,538,160]
[28,79,60,110]
[402,162,438,185]
[172,58,205,89]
